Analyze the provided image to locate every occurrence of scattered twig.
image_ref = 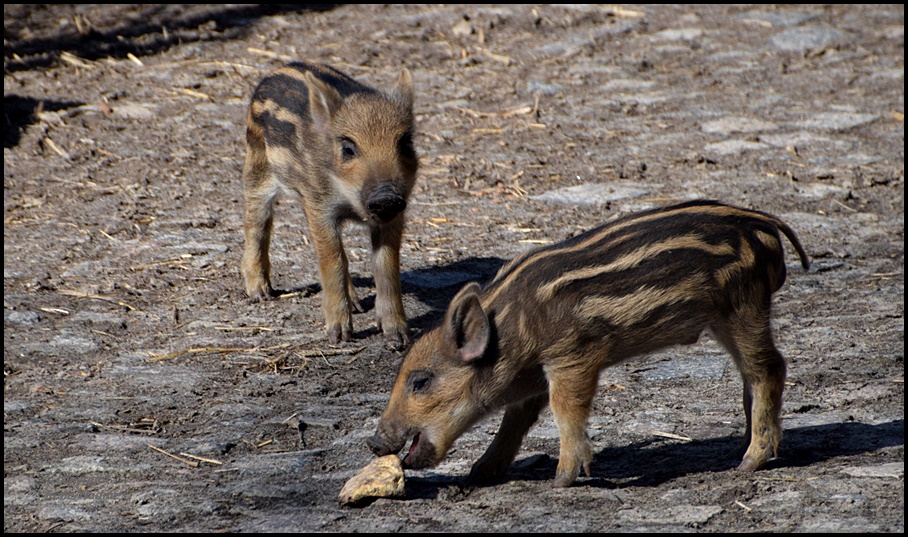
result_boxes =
[179,452,224,465]
[241,438,275,449]
[457,105,534,119]
[59,51,93,69]
[247,47,293,62]
[500,105,533,117]
[91,420,160,435]
[91,329,117,338]
[651,430,692,442]
[870,272,901,278]
[130,256,193,271]
[58,289,135,311]
[198,60,257,71]
[39,307,70,315]
[43,137,70,158]
[603,5,645,18]
[480,49,512,65]
[43,521,68,532]
[276,289,317,299]
[735,500,753,511]
[151,342,366,368]
[172,87,211,100]
[756,475,821,482]
[98,229,117,242]
[256,353,293,374]
[147,444,199,467]
[831,198,857,212]
[285,346,367,359]
[149,346,269,362]
[73,14,89,35]
[472,127,506,135]
[126,52,144,66]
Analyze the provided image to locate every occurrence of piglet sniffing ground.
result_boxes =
[368,200,810,487]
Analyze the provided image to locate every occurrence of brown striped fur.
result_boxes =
[367,200,810,487]
[240,61,418,344]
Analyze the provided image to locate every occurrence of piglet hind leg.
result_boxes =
[545,363,600,488]
[241,187,277,300]
[467,393,549,485]
[710,309,787,472]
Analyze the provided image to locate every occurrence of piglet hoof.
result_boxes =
[385,327,410,348]
[552,459,590,488]
[376,319,410,348]
[466,472,506,487]
[737,455,767,472]
[737,443,777,471]
[466,462,508,487]
[244,280,273,301]
[552,472,576,489]
[327,323,353,344]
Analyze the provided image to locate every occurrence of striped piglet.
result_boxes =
[367,200,810,487]
[241,62,418,344]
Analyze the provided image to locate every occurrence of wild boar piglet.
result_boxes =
[241,61,418,344]
[368,200,810,487]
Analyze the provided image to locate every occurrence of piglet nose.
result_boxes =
[366,433,393,456]
[366,184,406,223]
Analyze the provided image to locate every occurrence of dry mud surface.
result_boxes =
[4,4,904,532]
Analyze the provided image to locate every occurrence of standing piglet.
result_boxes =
[368,200,810,487]
[241,62,418,344]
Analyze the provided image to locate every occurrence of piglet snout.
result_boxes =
[366,184,406,223]
[366,433,395,456]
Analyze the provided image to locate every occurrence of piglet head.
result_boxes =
[367,282,491,469]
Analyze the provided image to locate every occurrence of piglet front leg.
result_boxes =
[371,217,409,346]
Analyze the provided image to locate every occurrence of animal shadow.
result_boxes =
[273,256,507,341]
[403,418,903,497]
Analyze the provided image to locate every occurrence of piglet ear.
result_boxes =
[444,282,489,363]
[393,68,414,110]
[304,71,343,131]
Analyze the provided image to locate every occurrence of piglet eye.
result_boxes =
[339,137,358,160]
[407,370,433,393]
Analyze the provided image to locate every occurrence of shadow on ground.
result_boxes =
[272,256,507,340]
[401,418,904,499]
[4,4,338,72]
[3,95,84,148]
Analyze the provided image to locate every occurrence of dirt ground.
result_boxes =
[4,4,904,532]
